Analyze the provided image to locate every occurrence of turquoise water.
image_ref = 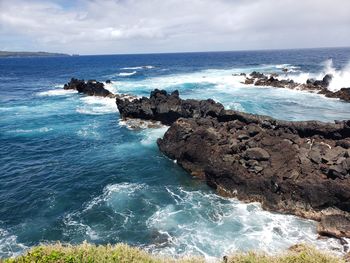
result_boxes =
[1,49,350,259]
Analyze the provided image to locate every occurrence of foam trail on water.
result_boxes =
[37,89,77,96]
[0,228,28,258]
[113,67,249,94]
[64,183,347,260]
[76,121,100,139]
[118,71,137,77]
[140,126,169,146]
[76,96,118,115]
[145,189,346,259]
[9,127,53,134]
[121,65,154,70]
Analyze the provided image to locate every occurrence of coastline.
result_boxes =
[115,88,350,241]
[60,78,350,243]
[0,51,71,58]
[2,50,350,259]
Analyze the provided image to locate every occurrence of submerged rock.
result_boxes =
[119,118,164,130]
[64,78,115,98]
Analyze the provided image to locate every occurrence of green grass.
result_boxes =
[2,243,347,263]
[225,244,346,263]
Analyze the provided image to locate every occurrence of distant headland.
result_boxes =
[0,51,73,58]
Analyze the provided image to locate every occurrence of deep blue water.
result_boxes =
[1,48,350,259]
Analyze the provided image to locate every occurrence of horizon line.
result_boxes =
[2,45,350,57]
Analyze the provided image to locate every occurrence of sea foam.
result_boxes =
[118,71,137,77]
[121,65,154,70]
[0,228,28,258]
[37,88,77,96]
[68,183,347,260]
[76,96,118,115]
[323,59,350,91]
[9,127,53,134]
[289,59,350,91]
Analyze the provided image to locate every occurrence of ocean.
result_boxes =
[1,48,350,259]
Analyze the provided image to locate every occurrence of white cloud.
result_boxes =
[0,0,349,54]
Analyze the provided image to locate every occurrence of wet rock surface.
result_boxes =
[318,215,350,238]
[116,89,224,125]
[63,78,138,101]
[158,115,350,239]
[64,78,115,98]
[243,72,350,102]
[117,89,350,239]
[119,118,164,130]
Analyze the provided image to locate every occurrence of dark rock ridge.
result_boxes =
[244,72,350,102]
[64,78,115,98]
[116,89,225,125]
[117,89,350,239]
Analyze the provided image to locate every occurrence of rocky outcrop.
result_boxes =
[64,78,115,98]
[158,114,350,239]
[244,72,350,102]
[306,74,333,88]
[116,89,224,125]
[318,215,350,238]
[320,88,350,102]
[117,89,350,239]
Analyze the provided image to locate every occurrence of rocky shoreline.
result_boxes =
[243,72,350,102]
[63,78,136,100]
[61,77,350,241]
[116,89,350,241]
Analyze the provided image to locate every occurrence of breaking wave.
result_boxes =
[76,96,118,115]
[9,127,53,134]
[118,71,137,77]
[0,228,28,258]
[322,59,350,91]
[62,183,347,260]
[37,88,76,96]
[288,59,350,91]
[121,65,154,70]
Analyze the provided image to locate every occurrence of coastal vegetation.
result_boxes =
[3,243,346,263]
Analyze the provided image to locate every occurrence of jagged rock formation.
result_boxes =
[116,89,224,125]
[63,78,137,101]
[64,78,115,98]
[117,89,350,239]
[244,72,350,102]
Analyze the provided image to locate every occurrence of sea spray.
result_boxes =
[323,59,350,91]
[289,59,350,91]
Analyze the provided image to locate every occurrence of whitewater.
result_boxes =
[1,48,350,260]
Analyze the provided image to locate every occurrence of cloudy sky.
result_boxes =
[0,0,349,55]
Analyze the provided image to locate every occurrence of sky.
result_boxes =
[0,0,350,55]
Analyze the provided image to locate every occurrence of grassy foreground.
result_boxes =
[2,243,348,263]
